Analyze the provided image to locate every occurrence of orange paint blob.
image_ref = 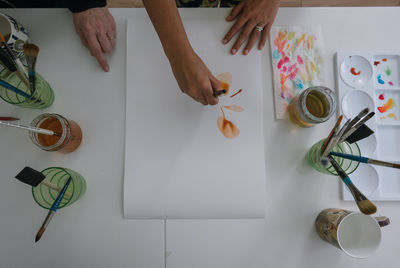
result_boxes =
[350,67,361,76]
[387,113,398,120]
[217,107,239,139]
[216,72,232,95]
[223,105,244,112]
[382,58,387,62]
[378,98,395,113]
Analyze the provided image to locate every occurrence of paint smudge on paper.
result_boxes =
[270,26,324,119]
[217,107,240,139]
[377,75,385,85]
[388,81,394,86]
[380,113,398,121]
[230,89,242,98]
[378,98,395,113]
[379,93,385,100]
[383,58,387,62]
[350,67,361,76]
[385,68,392,76]
[374,61,380,66]
[223,105,244,112]
[216,72,232,95]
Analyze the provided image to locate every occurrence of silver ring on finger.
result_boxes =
[254,26,264,32]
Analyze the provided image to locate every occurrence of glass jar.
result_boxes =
[29,113,82,153]
[288,86,337,127]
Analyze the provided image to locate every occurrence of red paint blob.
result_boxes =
[350,67,361,76]
[374,61,380,66]
[379,94,385,100]
[230,89,242,98]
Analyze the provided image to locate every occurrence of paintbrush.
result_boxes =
[320,115,343,157]
[213,89,226,97]
[35,176,72,242]
[339,112,375,143]
[330,152,400,169]
[342,108,370,135]
[322,118,352,158]
[0,78,31,98]
[15,167,72,198]
[23,43,39,94]
[344,124,374,144]
[0,48,30,89]
[0,120,61,136]
[0,116,19,121]
[0,34,29,86]
[328,155,377,215]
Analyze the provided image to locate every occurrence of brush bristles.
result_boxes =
[0,33,5,43]
[394,164,400,169]
[358,200,377,215]
[35,227,45,242]
[23,43,39,57]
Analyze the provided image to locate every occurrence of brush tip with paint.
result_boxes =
[358,200,377,215]
[35,227,45,242]
[23,43,40,58]
[213,89,226,97]
[0,33,6,43]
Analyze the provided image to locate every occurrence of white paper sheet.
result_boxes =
[124,17,266,219]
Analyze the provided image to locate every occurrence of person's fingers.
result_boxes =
[97,31,113,53]
[225,2,244,21]
[222,16,247,46]
[77,29,89,48]
[209,74,221,91]
[243,25,264,55]
[258,23,271,50]
[231,21,256,55]
[87,33,109,72]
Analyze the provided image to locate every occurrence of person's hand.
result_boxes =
[72,7,116,72]
[222,0,280,55]
[169,52,220,105]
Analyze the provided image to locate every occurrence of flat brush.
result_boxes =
[329,152,400,169]
[0,33,29,86]
[15,167,72,197]
[345,124,374,144]
[23,43,39,94]
[35,177,72,242]
[339,112,375,143]
[213,89,226,97]
[342,107,369,136]
[328,155,377,215]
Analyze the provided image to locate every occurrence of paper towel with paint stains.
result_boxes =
[270,26,325,119]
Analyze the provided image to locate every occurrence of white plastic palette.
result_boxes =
[336,52,400,201]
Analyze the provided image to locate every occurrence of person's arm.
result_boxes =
[142,0,220,105]
[70,0,116,72]
[223,0,280,55]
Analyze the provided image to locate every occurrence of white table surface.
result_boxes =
[0,7,400,268]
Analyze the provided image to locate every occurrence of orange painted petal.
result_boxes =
[223,105,244,112]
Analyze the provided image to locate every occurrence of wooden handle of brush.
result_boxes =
[41,180,72,198]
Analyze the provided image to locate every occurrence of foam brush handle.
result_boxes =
[329,152,369,163]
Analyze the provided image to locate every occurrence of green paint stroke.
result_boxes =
[385,68,392,76]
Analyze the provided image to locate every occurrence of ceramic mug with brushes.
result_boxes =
[0,12,30,59]
[315,208,389,258]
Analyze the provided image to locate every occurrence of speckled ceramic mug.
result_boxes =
[0,12,30,59]
[315,208,389,258]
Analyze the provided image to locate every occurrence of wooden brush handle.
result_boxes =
[41,180,72,198]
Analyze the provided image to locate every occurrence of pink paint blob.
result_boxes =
[389,81,394,86]
[282,66,287,72]
[289,68,299,80]
[277,56,290,69]
[297,55,304,65]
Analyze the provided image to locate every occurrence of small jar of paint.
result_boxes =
[288,86,337,127]
[29,113,82,153]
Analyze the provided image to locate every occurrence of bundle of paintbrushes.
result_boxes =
[318,108,378,215]
[0,35,40,100]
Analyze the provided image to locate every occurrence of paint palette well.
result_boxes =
[340,55,372,88]
[373,55,400,89]
[336,52,400,201]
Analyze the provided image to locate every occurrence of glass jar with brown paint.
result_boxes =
[29,113,82,153]
[288,86,337,128]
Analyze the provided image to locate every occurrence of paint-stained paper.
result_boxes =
[270,26,325,119]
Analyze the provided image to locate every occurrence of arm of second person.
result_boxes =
[142,0,220,105]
